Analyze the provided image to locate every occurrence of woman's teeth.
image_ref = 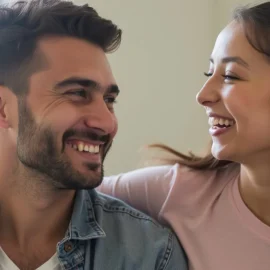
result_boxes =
[208,117,235,128]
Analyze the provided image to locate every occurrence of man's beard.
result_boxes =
[16,99,112,190]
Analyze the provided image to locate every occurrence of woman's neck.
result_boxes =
[239,162,270,226]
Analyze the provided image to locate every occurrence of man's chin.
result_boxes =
[77,163,104,188]
[84,162,102,171]
[59,174,103,190]
[53,161,104,190]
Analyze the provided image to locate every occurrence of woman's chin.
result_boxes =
[211,144,233,161]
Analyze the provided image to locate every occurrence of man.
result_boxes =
[0,0,187,269]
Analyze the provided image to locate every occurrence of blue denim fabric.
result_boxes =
[56,189,187,269]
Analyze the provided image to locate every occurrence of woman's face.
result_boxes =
[197,21,270,165]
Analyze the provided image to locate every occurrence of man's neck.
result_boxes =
[0,169,75,269]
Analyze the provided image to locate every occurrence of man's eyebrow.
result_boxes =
[54,77,98,90]
[53,76,120,94]
[108,84,120,95]
[210,56,250,69]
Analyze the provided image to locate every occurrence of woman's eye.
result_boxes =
[203,72,240,82]
[222,75,240,81]
[67,90,87,98]
[204,72,212,77]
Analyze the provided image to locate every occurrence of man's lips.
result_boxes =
[65,139,102,154]
[64,137,112,160]
[66,137,105,146]
[62,129,110,152]
[65,143,103,165]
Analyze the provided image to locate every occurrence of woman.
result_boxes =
[99,2,270,269]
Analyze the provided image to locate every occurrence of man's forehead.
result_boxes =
[32,36,117,87]
[37,36,107,63]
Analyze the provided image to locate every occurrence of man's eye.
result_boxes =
[67,90,87,98]
[104,96,117,104]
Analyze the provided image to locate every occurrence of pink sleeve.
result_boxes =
[97,164,180,220]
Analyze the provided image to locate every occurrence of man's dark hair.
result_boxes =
[0,0,122,95]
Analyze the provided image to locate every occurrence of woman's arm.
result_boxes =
[97,164,180,221]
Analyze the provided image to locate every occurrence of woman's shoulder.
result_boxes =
[172,162,239,186]
[99,162,240,222]
[107,162,240,190]
[157,163,240,219]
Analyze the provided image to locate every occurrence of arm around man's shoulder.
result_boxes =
[98,164,180,219]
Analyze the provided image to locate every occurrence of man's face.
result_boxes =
[16,36,119,189]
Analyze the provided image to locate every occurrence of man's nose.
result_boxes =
[83,97,117,136]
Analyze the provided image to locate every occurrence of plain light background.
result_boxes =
[71,0,266,175]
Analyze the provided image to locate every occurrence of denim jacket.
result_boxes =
[56,189,187,270]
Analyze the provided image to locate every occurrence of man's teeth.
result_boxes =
[71,142,100,153]
[208,117,235,127]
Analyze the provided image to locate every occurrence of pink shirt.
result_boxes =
[98,164,270,270]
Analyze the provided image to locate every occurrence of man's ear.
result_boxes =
[0,86,14,129]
